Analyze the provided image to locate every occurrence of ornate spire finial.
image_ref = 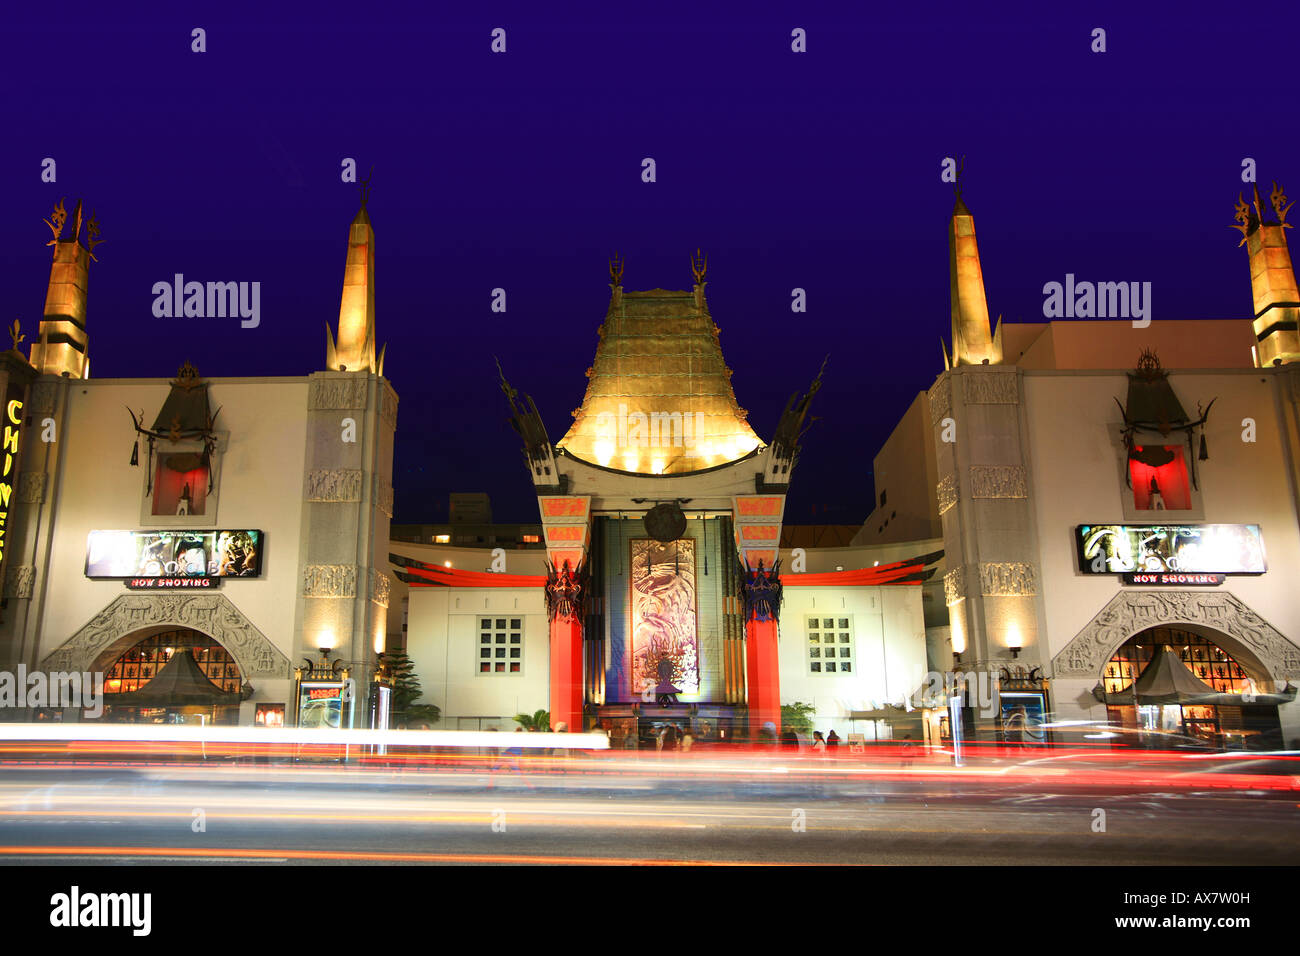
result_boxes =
[609,252,624,286]
[1231,191,1255,245]
[1271,181,1293,228]
[86,210,104,261]
[68,200,84,244]
[691,247,707,285]
[8,319,24,352]
[359,165,375,210]
[1135,347,1163,379]
[44,198,67,245]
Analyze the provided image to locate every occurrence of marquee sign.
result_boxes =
[86,530,262,579]
[125,576,221,590]
[0,391,22,589]
[1076,524,1265,577]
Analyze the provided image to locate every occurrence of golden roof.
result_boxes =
[557,284,763,474]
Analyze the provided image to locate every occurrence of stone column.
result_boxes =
[931,366,1047,700]
[293,371,396,727]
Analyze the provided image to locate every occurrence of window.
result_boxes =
[104,630,242,694]
[434,534,450,543]
[1104,628,1250,696]
[152,452,209,516]
[1129,446,1191,510]
[521,534,540,544]
[806,616,854,675]
[477,616,523,674]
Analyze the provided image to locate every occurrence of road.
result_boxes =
[0,756,1294,865]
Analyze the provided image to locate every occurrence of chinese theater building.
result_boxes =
[0,195,398,728]
[856,180,1300,748]
[397,255,938,743]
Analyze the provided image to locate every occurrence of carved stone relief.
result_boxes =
[937,474,958,515]
[380,385,399,432]
[27,382,58,414]
[306,469,363,502]
[1053,590,1300,681]
[308,378,369,411]
[18,473,47,503]
[372,475,394,517]
[929,378,952,426]
[970,465,1027,499]
[370,568,391,608]
[4,565,34,599]
[944,566,966,606]
[303,565,357,598]
[962,370,1019,404]
[40,593,292,678]
[979,562,1038,596]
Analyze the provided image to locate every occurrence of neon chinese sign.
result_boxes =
[0,395,23,575]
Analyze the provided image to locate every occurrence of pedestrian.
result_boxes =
[900,733,914,768]
[811,731,826,752]
[780,728,800,752]
[655,725,666,752]
[681,725,695,753]
[663,723,679,752]
[826,728,840,750]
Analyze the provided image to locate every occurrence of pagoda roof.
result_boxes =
[556,285,763,474]
[106,650,239,707]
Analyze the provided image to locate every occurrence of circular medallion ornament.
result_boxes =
[644,502,687,542]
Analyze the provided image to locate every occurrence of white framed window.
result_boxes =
[477,616,523,675]
[806,615,854,675]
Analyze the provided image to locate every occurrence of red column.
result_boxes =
[549,615,584,733]
[745,617,781,740]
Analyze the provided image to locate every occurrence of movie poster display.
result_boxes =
[85,530,262,579]
[1076,524,1266,575]
[296,681,351,730]
[630,538,699,697]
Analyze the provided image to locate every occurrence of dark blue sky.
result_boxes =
[2,2,1295,524]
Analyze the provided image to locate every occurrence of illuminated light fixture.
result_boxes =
[651,459,664,475]
[316,631,336,654]
[444,560,452,568]
[594,440,615,467]
[621,452,637,472]
[1006,624,1024,659]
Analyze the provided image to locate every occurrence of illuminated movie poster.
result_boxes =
[297,682,350,729]
[630,538,698,696]
[1076,524,1266,574]
[85,530,262,579]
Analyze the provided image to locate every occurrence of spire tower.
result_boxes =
[946,165,1002,367]
[32,198,100,378]
[1233,181,1300,366]
[327,170,385,374]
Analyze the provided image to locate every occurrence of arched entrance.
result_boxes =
[40,593,292,679]
[98,628,245,725]
[1100,626,1280,747]
[1053,590,1300,685]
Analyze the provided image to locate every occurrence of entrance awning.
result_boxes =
[1091,647,1296,707]
[106,650,241,707]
